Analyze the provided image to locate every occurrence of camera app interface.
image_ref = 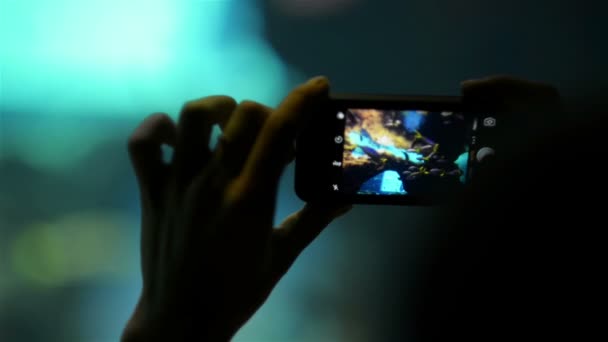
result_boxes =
[336,108,483,196]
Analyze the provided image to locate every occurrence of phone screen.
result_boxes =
[332,107,495,197]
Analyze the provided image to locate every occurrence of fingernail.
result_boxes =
[461,79,477,87]
[307,76,329,89]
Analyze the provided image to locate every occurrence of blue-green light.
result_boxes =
[1,1,307,340]
[0,0,292,170]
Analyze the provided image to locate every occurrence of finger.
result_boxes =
[127,113,177,203]
[215,100,272,177]
[461,76,561,112]
[173,95,237,187]
[271,203,352,278]
[127,113,177,281]
[241,76,330,196]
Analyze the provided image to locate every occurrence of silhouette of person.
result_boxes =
[121,76,600,341]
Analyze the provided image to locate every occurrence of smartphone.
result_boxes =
[295,94,498,205]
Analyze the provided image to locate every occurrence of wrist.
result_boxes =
[121,299,235,342]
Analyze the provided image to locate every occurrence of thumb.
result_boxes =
[271,203,352,277]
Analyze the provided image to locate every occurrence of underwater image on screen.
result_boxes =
[341,109,471,196]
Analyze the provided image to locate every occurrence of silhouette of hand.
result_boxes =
[122,77,351,341]
[461,75,561,115]
[460,75,561,156]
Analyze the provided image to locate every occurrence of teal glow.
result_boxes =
[347,130,424,164]
[352,147,366,158]
[0,0,291,170]
[2,2,176,66]
[380,170,406,194]
[455,152,469,183]
[0,1,315,341]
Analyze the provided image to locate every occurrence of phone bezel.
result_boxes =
[295,94,484,205]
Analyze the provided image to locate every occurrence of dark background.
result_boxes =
[0,0,605,341]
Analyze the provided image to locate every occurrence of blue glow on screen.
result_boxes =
[402,110,425,132]
[348,130,425,164]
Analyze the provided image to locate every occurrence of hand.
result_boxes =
[460,75,562,153]
[461,75,561,113]
[122,77,352,341]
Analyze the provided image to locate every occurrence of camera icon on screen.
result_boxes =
[483,117,497,127]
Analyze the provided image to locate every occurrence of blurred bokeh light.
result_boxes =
[0,0,297,340]
[0,0,292,171]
